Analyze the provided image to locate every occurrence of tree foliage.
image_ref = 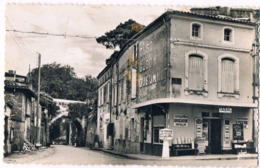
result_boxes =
[29,62,98,101]
[96,19,144,49]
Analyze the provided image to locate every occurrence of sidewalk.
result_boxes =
[3,147,55,164]
[95,148,258,161]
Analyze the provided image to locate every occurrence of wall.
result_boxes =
[137,24,168,103]
[169,16,255,104]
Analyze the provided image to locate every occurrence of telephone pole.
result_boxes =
[36,53,42,147]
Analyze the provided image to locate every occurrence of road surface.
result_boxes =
[24,145,258,166]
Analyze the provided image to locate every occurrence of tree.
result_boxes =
[29,62,98,101]
[96,19,144,50]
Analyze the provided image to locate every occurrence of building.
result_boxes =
[4,71,37,154]
[97,9,259,156]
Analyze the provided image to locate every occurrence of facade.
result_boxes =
[97,9,259,156]
[4,71,37,154]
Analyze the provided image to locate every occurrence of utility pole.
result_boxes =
[36,53,42,148]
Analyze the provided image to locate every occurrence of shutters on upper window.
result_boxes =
[188,55,204,90]
[221,58,235,93]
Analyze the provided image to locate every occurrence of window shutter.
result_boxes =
[188,55,204,90]
[221,59,235,93]
[131,69,137,99]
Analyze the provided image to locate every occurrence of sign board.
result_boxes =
[219,107,232,113]
[159,129,173,140]
[233,124,244,140]
[195,118,203,138]
[174,114,188,127]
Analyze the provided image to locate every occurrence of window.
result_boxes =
[188,55,204,90]
[192,24,200,37]
[224,29,232,41]
[218,54,239,98]
[153,115,165,143]
[221,58,235,93]
[185,51,208,96]
[191,22,203,39]
[223,27,234,43]
[153,127,164,143]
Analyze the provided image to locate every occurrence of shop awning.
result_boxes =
[132,98,258,109]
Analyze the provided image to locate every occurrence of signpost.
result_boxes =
[159,128,173,158]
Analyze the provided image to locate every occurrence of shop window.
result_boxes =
[153,127,164,143]
[191,22,203,39]
[153,115,165,143]
[218,54,239,98]
[202,112,210,117]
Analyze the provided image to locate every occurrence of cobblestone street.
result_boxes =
[3,145,258,167]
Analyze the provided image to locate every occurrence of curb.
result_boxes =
[93,148,258,161]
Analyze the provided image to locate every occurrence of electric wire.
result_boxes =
[6,29,97,39]
[6,18,38,69]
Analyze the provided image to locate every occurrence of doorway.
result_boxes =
[210,119,222,154]
[140,117,144,153]
[203,118,222,154]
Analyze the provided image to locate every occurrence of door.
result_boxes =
[140,117,144,152]
[210,119,222,154]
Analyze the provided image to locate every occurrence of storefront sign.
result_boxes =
[174,114,188,127]
[224,120,230,145]
[219,107,232,113]
[195,118,203,138]
[159,128,173,140]
[233,124,244,140]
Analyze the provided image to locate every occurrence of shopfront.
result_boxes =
[136,102,255,156]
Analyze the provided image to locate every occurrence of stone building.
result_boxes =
[4,71,37,154]
[97,9,259,156]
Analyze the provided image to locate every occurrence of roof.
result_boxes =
[5,72,27,78]
[4,80,36,97]
[97,10,256,79]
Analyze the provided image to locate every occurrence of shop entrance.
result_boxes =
[203,118,222,154]
[210,119,222,154]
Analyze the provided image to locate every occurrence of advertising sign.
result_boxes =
[233,124,244,140]
[174,114,188,127]
[195,118,203,138]
[159,128,173,140]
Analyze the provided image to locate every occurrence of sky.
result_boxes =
[4,4,191,78]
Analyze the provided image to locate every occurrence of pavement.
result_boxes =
[3,146,55,164]
[95,148,258,161]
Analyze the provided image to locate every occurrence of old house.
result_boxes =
[4,71,37,154]
[97,8,259,156]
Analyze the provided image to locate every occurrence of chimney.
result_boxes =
[8,70,14,74]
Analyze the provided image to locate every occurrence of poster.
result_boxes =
[233,124,244,140]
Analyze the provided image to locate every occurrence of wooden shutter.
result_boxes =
[221,58,235,93]
[188,55,204,90]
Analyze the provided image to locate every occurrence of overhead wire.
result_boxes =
[6,29,97,39]
[6,17,38,68]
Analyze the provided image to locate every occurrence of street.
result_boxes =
[7,145,255,167]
